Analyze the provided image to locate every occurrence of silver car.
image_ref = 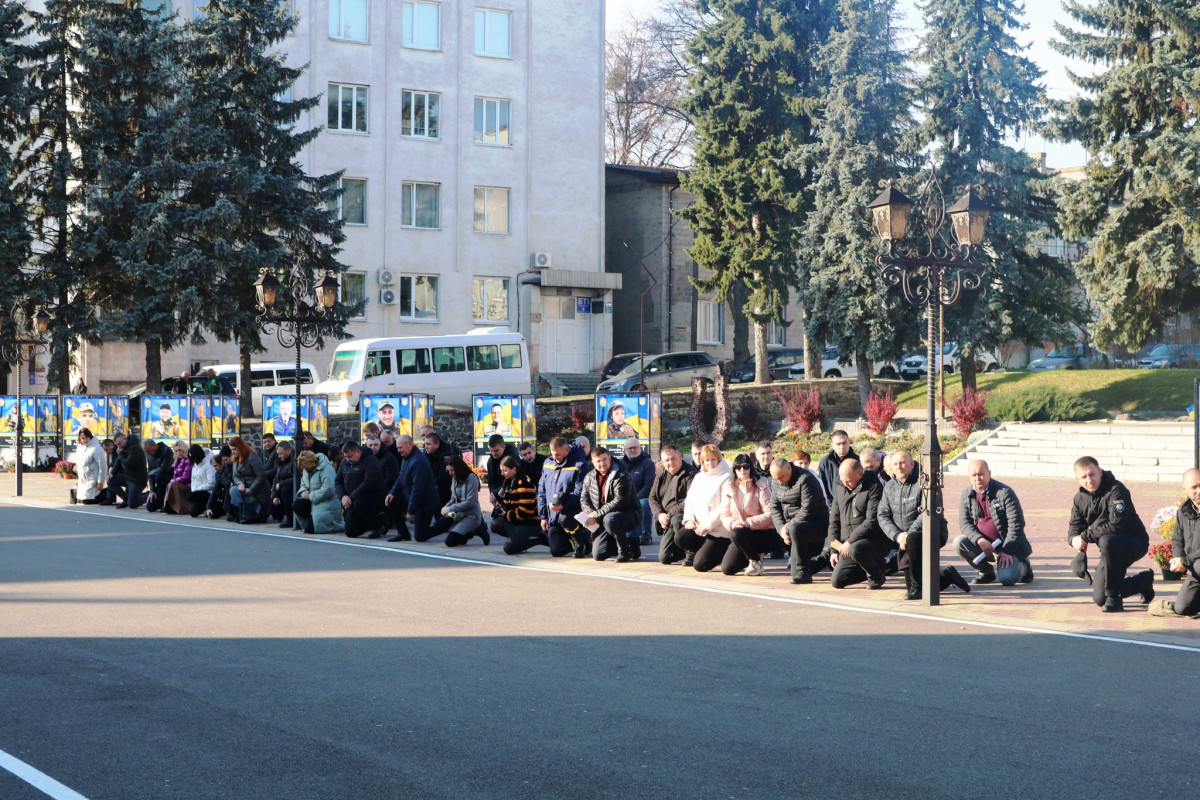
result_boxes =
[596,351,720,392]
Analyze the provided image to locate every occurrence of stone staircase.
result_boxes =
[945,421,1195,483]
[532,372,605,398]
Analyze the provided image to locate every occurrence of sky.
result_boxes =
[604,0,1090,169]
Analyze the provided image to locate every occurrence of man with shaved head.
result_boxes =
[954,459,1034,586]
[1149,468,1200,618]
[826,457,889,589]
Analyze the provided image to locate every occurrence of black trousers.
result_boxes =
[405,509,437,542]
[1172,565,1200,616]
[1093,533,1149,605]
[188,490,210,518]
[657,513,690,564]
[724,527,778,574]
[675,528,731,573]
[547,521,588,557]
[503,522,548,555]
[293,498,316,533]
[783,519,828,580]
[831,539,892,588]
[270,491,293,523]
[345,498,384,538]
[590,509,640,560]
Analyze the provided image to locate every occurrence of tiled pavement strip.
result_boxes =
[4,469,1198,650]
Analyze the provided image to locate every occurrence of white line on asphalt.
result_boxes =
[0,747,90,800]
[7,499,1200,655]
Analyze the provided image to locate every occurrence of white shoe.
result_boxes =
[745,560,764,577]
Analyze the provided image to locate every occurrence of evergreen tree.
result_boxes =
[75,0,190,388]
[797,0,917,409]
[678,0,833,383]
[914,0,1082,390]
[15,0,93,392]
[178,0,350,405]
[0,0,31,306]
[1049,0,1200,347]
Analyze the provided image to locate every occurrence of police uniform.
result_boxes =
[1067,469,1153,609]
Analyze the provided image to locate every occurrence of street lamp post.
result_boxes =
[254,267,341,524]
[867,165,990,606]
[0,306,52,497]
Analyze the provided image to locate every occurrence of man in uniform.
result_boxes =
[954,459,1034,585]
[151,404,179,439]
[537,437,589,557]
[1149,468,1200,618]
[483,403,513,437]
[271,399,297,437]
[1068,456,1154,612]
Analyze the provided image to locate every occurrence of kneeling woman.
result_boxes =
[720,453,775,576]
[433,454,488,547]
[678,444,732,571]
[293,451,344,534]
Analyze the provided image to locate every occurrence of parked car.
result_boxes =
[596,350,720,393]
[1138,343,1200,369]
[1027,344,1109,371]
[125,375,237,424]
[601,352,643,379]
[899,342,1001,380]
[727,346,806,383]
[787,347,900,380]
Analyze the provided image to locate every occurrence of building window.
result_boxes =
[401,182,440,229]
[329,0,369,42]
[327,83,368,133]
[473,97,510,145]
[472,277,510,323]
[473,186,509,234]
[401,90,440,139]
[402,1,440,50]
[767,319,786,346]
[474,9,511,57]
[340,272,366,318]
[400,275,439,320]
[329,178,366,225]
[697,300,724,345]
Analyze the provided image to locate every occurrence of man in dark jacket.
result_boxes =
[518,441,547,485]
[954,459,1034,586]
[367,435,400,534]
[827,458,889,589]
[485,434,518,505]
[301,431,330,456]
[1150,468,1200,618]
[386,435,439,542]
[1068,456,1154,612]
[336,440,385,539]
[270,440,296,528]
[261,433,280,488]
[769,458,830,584]
[581,447,641,561]
[537,437,589,558]
[860,447,889,485]
[817,430,857,503]
[142,438,174,511]
[650,445,697,565]
[879,450,970,600]
[621,437,657,548]
[423,432,458,509]
[106,433,148,508]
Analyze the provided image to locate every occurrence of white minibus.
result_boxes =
[210,361,319,416]
[315,329,531,411]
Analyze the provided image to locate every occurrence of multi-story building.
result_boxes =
[31,0,615,396]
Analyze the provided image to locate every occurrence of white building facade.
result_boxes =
[54,0,614,395]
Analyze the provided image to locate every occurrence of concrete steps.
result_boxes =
[945,422,1196,483]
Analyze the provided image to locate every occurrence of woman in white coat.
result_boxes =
[75,428,108,504]
[678,444,732,572]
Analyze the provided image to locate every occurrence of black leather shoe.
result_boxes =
[944,566,971,594]
[480,529,491,546]
[616,553,633,563]
[972,569,996,585]
[683,551,695,567]
[904,585,922,600]
[385,534,404,542]
[867,577,885,590]
[640,533,652,546]
[1101,596,1124,613]
[365,529,385,539]
[115,502,127,509]
[1137,569,1155,604]
[573,548,587,559]
[791,572,812,585]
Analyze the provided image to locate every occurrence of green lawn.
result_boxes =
[895,369,1200,414]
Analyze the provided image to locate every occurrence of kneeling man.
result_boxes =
[828,459,890,589]
[580,447,641,562]
[954,459,1034,585]
[1149,468,1200,619]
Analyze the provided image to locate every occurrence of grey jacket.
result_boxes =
[958,478,1031,559]
[444,473,484,535]
[879,465,946,546]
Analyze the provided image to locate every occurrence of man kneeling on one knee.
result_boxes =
[580,446,641,562]
[827,458,891,589]
[1149,468,1200,619]
[954,459,1034,586]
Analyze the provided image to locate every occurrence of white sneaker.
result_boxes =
[745,560,764,577]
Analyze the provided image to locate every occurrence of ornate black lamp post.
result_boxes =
[0,305,52,497]
[254,267,341,519]
[867,166,990,605]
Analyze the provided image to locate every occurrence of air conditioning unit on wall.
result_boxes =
[377,268,396,286]
[379,288,399,305]
[532,252,552,269]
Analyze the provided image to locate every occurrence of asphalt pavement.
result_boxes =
[1,500,1198,800]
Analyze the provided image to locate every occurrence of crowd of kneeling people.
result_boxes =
[68,423,1200,616]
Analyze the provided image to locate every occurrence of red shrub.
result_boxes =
[570,403,594,430]
[775,386,823,435]
[945,388,988,438]
[864,387,898,437]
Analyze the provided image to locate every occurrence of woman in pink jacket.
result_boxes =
[720,453,775,576]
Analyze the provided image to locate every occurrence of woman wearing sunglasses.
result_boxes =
[721,453,775,576]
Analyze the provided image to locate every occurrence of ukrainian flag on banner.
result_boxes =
[1189,404,1195,419]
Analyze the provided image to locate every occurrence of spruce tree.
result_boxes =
[678,0,833,383]
[797,0,917,409]
[178,0,350,406]
[0,0,31,306]
[75,0,190,388]
[1050,0,1200,347]
[914,0,1082,390]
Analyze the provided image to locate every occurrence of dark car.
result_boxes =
[1138,343,1200,369]
[727,346,805,383]
[601,352,643,379]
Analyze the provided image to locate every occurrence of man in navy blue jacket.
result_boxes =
[537,437,589,557]
[621,437,657,549]
[386,435,439,542]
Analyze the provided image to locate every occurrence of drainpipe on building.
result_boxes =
[666,184,676,353]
